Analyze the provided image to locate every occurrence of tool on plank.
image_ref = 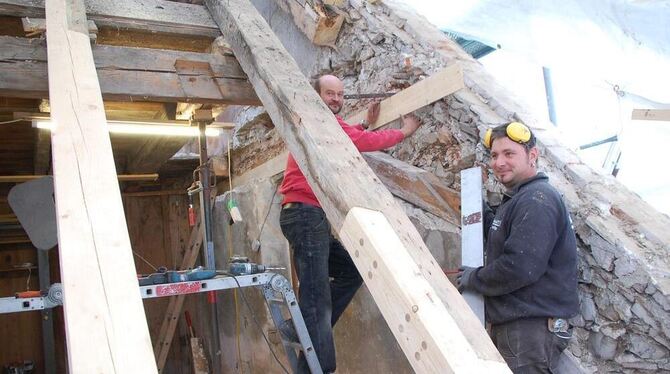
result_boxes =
[138,266,217,286]
[226,256,285,276]
[343,92,396,100]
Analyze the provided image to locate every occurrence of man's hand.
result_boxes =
[456,266,477,292]
[399,113,422,137]
[364,101,381,129]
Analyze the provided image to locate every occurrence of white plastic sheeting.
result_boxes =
[404,0,670,105]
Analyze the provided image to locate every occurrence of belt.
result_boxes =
[283,202,306,209]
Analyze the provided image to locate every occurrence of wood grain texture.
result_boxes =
[0,0,220,37]
[632,109,670,121]
[45,0,156,371]
[205,0,506,370]
[339,208,510,373]
[345,65,464,129]
[0,36,259,104]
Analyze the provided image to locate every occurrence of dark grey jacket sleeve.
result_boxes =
[472,190,561,296]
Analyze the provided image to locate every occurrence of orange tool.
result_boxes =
[15,290,41,298]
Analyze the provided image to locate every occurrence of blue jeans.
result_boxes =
[280,203,363,374]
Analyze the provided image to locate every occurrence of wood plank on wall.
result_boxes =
[45,0,156,371]
[345,65,464,129]
[204,0,507,372]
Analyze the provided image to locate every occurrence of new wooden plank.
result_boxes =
[232,150,288,188]
[0,174,158,182]
[339,208,509,373]
[345,65,465,129]
[205,0,506,370]
[45,0,156,371]
[632,109,670,122]
[0,0,220,37]
[460,167,484,325]
[0,36,259,105]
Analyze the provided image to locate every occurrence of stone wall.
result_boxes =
[220,0,670,372]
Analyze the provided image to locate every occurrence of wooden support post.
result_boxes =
[0,174,159,183]
[632,109,670,122]
[460,167,485,325]
[339,208,506,372]
[0,0,221,37]
[205,0,508,371]
[0,36,259,105]
[345,65,465,130]
[45,0,156,372]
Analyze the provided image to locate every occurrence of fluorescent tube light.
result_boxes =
[33,119,223,137]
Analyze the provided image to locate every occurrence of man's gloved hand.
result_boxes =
[456,266,477,292]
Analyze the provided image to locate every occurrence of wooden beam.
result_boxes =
[362,152,460,224]
[233,150,288,188]
[204,0,507,371]
[274,0,345,46]
[0,36,260,105]
[632,109,670,122]
[0,174,158,183]
[33,128,51,174]
[45,0,156,372]
[0,213,18,224]
[230,150,461,224]
[0,0,220,37]
[460,167,485,325]
[126,136,188,173]
[22,16,98,38]
[122,189,185,198]
[339,208,507,372]
[345,65,465,130]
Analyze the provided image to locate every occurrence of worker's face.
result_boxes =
[489,137,538,189]
[318,77,344,114]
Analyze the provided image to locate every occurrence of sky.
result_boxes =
[402,0,670,216]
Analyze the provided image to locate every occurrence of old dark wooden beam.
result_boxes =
[0,0,220,37]
[0,36,260,104]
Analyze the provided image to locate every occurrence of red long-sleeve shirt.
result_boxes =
[279,115,405,207]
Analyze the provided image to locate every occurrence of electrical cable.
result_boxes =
[226,137,244,371]
[229,274,290,374]
[132,251,158,272]
[253,185,278,247]
[0,118,26,125]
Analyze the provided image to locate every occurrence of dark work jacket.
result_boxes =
[472,173,579,324]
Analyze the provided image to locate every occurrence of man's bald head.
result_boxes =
[314,75,344,114]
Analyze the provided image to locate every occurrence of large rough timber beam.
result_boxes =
[45,0,156,372]
[274,0,345,46]
[0,36,259,104]
[0,0,220,37]
[204,0,508,372]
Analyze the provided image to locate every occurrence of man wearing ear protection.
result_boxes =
[457,122,579,373]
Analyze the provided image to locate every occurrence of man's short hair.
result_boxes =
[312,77,322,94]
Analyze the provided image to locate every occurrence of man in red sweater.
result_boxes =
[279,75,422,373]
